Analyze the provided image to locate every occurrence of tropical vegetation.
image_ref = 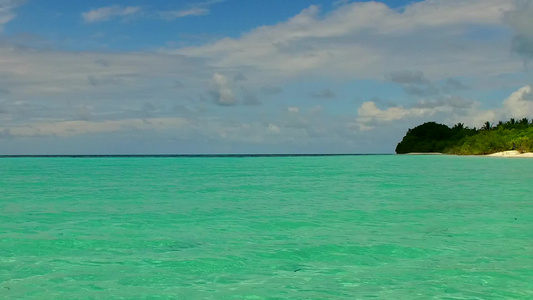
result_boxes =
[395,118,533,155]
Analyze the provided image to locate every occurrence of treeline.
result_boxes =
[395,118,533,155]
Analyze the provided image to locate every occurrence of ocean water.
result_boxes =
[0,155,532,299]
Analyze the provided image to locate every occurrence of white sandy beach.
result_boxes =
[404,151,533,157]
[405,153,444,155]
[486,150,533,158]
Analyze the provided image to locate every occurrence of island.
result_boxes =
[395,118,533,155]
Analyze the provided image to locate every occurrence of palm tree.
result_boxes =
[481,121,491,131]
[452,123,464,130]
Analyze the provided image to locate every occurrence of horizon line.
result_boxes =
[0,153,394,158]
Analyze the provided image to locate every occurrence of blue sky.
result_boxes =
[0,0,532,154]
[7,0,411,51]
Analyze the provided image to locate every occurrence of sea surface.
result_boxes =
[1,155,532,299]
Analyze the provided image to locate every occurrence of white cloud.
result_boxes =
[0,0,25,31]
[82,0,227,24]
[502,85,533,118]
[159,0,226,20]
[356,85,533,130]
[287,107,299,113]
[173,0,518,80]
[267,123,281,134]
[209,73,236,105]
[357,101,436,126]
[453,85,533,126]
[82,2,224,23]
[82,5,142,23]
[159,8,209,20]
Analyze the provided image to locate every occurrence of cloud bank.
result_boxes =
[174,0,517,80]
[356,85,533,131]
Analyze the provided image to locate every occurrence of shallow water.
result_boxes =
[1,155,532,299]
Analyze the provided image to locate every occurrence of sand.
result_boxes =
[405,153,444,155]
[403,151,533,157]
[486,150,533,158]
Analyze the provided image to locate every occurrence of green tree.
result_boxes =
[396,118,533,155]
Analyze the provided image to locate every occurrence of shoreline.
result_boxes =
[405,151,533,158]
[485,150,533,158]
[404,152,444,155]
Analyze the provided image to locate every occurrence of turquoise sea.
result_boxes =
[1,155,532,299]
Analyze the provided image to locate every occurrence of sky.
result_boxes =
[0,0,532,154]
